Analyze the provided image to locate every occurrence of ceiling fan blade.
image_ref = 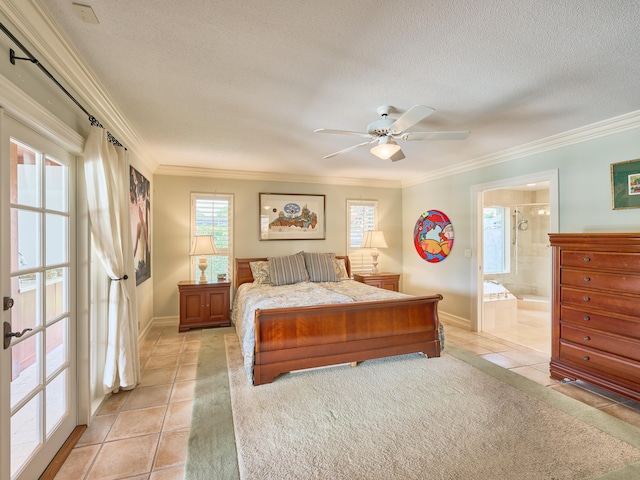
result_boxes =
[389,149,405,162]
[402,131,470,141]
[389,105,435,134]
[322,140,375,159]
[315,128,371,138]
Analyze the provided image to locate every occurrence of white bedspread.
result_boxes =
[231,280,413,384]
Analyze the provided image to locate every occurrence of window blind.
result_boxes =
[191,193,234,280]
[347,200,378,274]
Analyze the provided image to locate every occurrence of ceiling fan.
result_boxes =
[314,105,470,161]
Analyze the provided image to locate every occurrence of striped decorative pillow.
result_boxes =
[303,252,338,282]
[268,252,309,286]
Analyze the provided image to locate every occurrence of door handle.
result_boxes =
[3,321,33,349]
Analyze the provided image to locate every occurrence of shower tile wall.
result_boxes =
[484,188,551,300]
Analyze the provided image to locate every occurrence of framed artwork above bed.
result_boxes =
[259,193,326,240]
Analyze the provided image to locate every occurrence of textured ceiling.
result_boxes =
[37,0,640,184]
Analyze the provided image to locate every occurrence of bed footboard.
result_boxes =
[253,295,443,385]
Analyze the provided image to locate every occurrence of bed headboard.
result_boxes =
[234,255,351,289]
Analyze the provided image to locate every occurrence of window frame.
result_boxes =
[190,193,234,282]
[346,199,379,274]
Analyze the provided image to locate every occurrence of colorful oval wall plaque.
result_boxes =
[413,210,454,262]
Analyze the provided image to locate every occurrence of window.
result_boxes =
[191,193,233,281]
[347,199,378,274]
[483,206,510,274]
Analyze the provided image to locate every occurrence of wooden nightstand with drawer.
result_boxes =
[353,273,400,292]
[177,281,231,332]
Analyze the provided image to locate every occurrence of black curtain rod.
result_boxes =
[0,21,125,149]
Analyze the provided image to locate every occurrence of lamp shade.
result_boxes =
[360,230,388,249]
[370,138,401,160]
[189,235,216,256]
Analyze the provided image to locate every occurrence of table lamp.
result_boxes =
[360,230,388,274]
[190,235,216,282]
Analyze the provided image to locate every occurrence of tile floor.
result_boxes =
[54,325,202,480]
[54,315,640,479]
[482,301,552,354]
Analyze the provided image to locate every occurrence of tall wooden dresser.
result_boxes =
[549,233,640,401]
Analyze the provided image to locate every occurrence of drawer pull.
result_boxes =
[583,296,590,302]
[583,316,590,321]
[583,336,590,341]
[583,356,590,361]
[583,276,591,282]
[583,257,591,262]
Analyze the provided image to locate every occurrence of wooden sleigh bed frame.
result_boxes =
[234,256,443,386]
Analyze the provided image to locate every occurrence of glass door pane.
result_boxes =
[3,130,75,479]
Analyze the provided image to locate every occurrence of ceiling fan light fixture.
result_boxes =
[370,137,401,160]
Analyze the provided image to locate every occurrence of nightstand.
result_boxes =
[353,273,400,292]
[177,280,231,332]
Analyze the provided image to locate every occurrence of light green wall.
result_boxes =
[152,175,402,317]
[402,126,640,322]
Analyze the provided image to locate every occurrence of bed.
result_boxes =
[233,254,443,386]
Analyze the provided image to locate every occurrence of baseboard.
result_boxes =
[439,311,470,330]
[138,319,153,342]
[152,315,179,327]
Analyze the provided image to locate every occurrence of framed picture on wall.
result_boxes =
[611,158,640,210]
[130,166,151,284]
[259,193,326,240]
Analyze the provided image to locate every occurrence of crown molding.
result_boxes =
[0,72,84,153]
[401,110,640,188]
[148,107,640,189]
[154,165,402,188]
[0,0,156,170]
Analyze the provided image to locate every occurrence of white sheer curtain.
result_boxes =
[83,125,140,393]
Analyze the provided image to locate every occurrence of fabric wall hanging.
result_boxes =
[413,210,454,263]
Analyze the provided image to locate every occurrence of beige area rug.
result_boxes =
[225,334,640,480]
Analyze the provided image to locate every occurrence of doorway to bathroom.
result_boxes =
[473,171,558,355]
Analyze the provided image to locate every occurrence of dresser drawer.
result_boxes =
[560,305,640,339]
[559,341,640,384]
[561,324,640,362]
[561,268,640,293]
[560,286,640,317]
[561,250,640,272]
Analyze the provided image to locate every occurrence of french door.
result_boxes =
[0,114,77,480]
